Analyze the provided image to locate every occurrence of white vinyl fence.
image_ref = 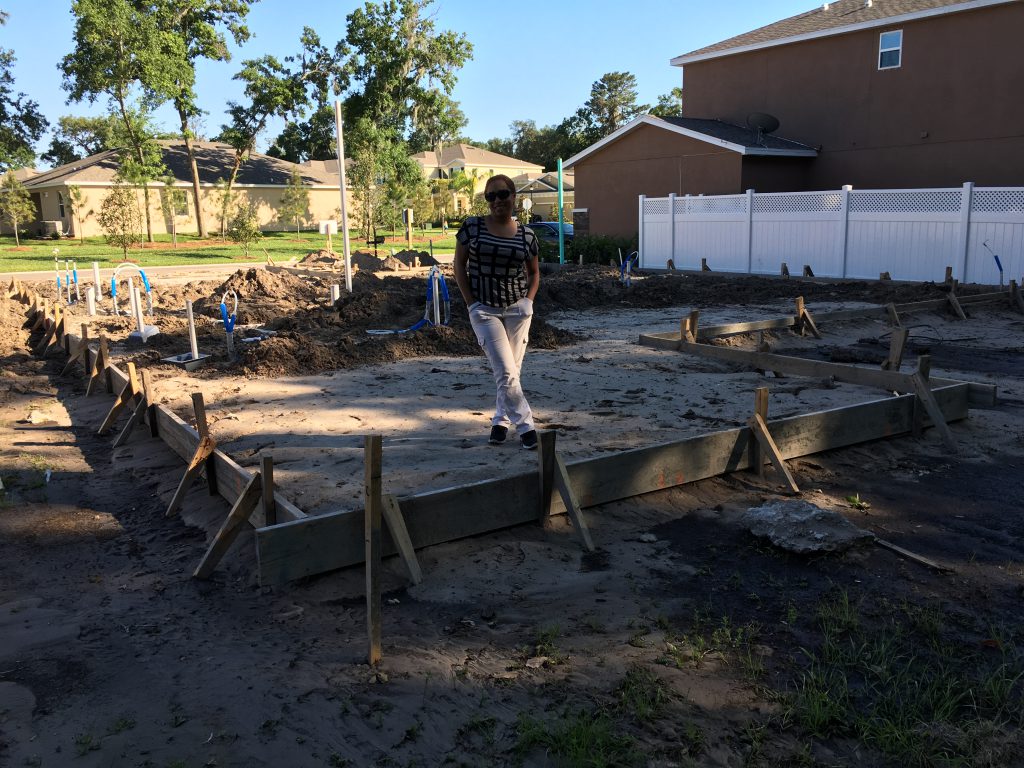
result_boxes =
[638,183,1024,285]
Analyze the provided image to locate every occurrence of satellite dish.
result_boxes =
[746,113,780,134]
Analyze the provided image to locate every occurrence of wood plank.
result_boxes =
[752,387,769,477]
[382,493,422,585]
[881,327,909,371]
[675,340,918,392]
[553,452,595,552]
[875,537,952,572]
[193,472,263,579]
[910,370,958,452]
[255,383,970,585]
[638,291,1010,342]
[85,335,109,396]
[166,436,217,517]
[98,362,141,435]
[748,413,800,493]
[364,435,382,666]
[60,324,90,376]
[261,454,277,526]
[537,430,556,521]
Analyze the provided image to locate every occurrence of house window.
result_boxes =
[58,192,66,218]
[878,30,902,69]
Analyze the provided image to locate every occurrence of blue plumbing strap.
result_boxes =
[139,269,151,292]
[366,269,450,335]
[72,267,78,284]
[220,302,236,333]
[619,252,638,281]
[110,277,117,298]
[994,254,1003,273]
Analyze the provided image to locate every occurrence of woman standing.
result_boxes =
[454,174,540,450]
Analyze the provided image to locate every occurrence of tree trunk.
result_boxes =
[179,112,207,239]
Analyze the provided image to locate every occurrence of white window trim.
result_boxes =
[878,29,902,70]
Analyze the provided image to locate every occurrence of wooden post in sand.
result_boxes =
[364,434,383,666]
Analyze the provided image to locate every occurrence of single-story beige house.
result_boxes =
[6,141,353,238]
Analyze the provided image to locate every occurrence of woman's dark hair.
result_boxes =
[485,173,516,195]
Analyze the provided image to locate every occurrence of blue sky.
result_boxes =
[3,0,813,164]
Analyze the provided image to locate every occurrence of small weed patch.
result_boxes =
[516,708,640,768]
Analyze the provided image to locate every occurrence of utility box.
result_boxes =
[42,221,64,237]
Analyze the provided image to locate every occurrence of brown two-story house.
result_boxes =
[569,0,1024,237]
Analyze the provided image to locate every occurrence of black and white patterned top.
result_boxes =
[456,216,539,308]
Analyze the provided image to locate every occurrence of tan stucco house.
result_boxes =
[411,144,544,214]
[9,141,352,238]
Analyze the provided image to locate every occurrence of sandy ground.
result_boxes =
[1,265,1022,767]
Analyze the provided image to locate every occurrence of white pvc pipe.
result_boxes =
[330,284,341,303]
[186,300,199,360]
[127,279,138,319]
[86,285,96,316]
[92,262,102,298]
[431,271,441,326]
[132,283,145,333]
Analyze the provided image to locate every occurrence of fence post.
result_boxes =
[839,184,853,278]
[959,181,974,282]
[668,192,676,268]
[638,194,646,268]
[745,189,755,274]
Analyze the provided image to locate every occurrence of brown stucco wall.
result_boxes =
[681,3,1024,188]
[571,124,743,238]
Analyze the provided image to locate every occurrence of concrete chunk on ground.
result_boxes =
[742,499,874,554]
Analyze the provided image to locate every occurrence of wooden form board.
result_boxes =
[254,381,971,585]
[647,291,1010,342]
[56,328,307,527]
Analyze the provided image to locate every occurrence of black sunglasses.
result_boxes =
[484,189,512,202]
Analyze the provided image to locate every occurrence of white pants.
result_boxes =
[468,298,535,435]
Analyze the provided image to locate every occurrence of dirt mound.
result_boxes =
[298,249,337,266]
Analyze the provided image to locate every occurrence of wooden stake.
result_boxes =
[881,327,909,372]
[909,357,958,452]
[747,413,800,493]
[261,454,277,526]
[875,538,952,572]
[193,471,263,579]
[781,262,789,278]
[112,370,151,449]
[944,265,954,284]
[1009,280,1024,314]
[192,393,218,496]
[794,296,822,339]
[166,435,217,517]
[701,258,711,272]
[538,430,556,522]
[31,299,48,332]
[946,288,968,320]
[802,265,814,278]
[680,309,700,344]
[886,302,902,328]
[553,452,595,552]
[879,271,891,281]
[751,387,769,477]
[34,303,61,355]
[364,434,383,666]
[98,362,141,435]
[382,494,422,585]
[60,324,90,376]
[86,335,110,396]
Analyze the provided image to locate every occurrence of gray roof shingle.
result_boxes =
[658,116,816,151]
[25,141,340,188]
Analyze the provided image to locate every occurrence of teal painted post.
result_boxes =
[557,158,565,264]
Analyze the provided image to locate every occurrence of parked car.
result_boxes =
[528,221,574,244]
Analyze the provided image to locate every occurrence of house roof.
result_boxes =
[564,115,817,169]
[512,172,575,194]
[24,141,341,189]
[411,143,544,171]
[671,0,1016,65]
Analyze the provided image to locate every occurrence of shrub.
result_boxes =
[538,233,639,265]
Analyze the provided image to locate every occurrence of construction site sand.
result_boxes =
[2,267,1023,767]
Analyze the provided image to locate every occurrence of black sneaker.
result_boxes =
[520,430,538,450]
[488,425,508,444]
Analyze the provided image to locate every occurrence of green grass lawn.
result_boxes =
[0,229,457,274]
